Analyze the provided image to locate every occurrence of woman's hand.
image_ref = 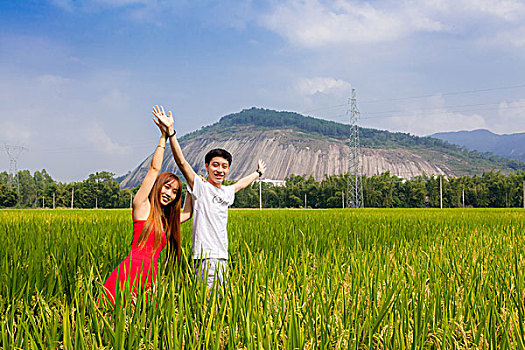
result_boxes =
[152,105,175,134]
[152,117,168,135]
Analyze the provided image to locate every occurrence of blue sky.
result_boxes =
[1,0,525,181]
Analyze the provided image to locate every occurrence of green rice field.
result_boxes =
[0,208,524,348]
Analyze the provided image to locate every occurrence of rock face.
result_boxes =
[120,128,455,188]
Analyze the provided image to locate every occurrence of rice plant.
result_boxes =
[0,208,524,348]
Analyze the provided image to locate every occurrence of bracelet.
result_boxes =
[157,146,165,149]
[167,129,176,138]
[256,169,263,177]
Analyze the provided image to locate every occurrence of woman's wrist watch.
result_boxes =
[256,169,263,177]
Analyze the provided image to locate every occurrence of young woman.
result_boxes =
[102,119,192,304]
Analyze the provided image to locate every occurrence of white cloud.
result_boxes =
[455,0,525,21]
[37,74,72,85]
[494,99,525,134]
[36,74,73,98]
[295,77,351,96]
[84,122,131,156]
[260,0,443,47]
[260,0,525,49]
[0,121,32,145]
[362,95,489,135]
[480,25,525,50]
[400,110,487,136]
[99,88,131,109]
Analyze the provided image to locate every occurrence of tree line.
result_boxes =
[233,171,525,209]
[0,170,134,209]
[0,169,524,209]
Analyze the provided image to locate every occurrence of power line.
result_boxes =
[363,101,504,116]
[299,83,525,115]
[360,104,525,121]
[360,83,525,104]
[323,102,525,121]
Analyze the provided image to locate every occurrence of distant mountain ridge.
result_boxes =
[431,129,525,162]
[120,108,525,188]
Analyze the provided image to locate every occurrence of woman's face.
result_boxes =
[159,180,179,206]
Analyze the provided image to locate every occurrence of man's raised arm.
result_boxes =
[152,105,196,190]
[234,159,267,193]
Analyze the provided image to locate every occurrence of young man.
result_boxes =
[152,105,267,287]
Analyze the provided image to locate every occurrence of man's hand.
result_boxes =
[257,159,267,176]
[152,105,175,133]
[234,159,267,193]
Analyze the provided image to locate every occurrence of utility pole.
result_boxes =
[346,88,363,208]
[42,196,45,209]
[259,180,262,210]
[342,190,345,208]
[462,188,465,208]
[304,193,307,208]
[71,187,74,209]
[440,177,443,209]
[523,180,525,209]
[95,197,98,209]
[130,193,133,209]
[53,193,55,209]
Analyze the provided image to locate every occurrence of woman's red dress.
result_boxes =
[103,217,166,304]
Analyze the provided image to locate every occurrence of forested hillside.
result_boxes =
[432,129,525,162]
[184,108,524,171]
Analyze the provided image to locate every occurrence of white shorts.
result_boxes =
[194,258,228,288]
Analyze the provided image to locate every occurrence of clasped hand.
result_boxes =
[152,105,174,135]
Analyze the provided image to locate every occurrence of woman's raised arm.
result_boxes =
[132,120,168,220]
[152,105,196,190]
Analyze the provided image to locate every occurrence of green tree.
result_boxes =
[0,183,18,207]
[404,176,427,208]
[18,170,37,207]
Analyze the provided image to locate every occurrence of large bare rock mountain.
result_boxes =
[120,108,524,188]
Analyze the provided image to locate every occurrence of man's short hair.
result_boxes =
[205,148,232,166]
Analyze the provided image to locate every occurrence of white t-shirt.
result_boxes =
[188,175,235,259]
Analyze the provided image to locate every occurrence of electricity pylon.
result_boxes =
[5,145,26,207]
[346,89,364,208]
[5,145,26,185]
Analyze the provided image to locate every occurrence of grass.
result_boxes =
[0,208,524,348]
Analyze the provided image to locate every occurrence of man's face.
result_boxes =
[205,156,230,186]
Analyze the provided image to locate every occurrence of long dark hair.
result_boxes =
[137,172,182,263]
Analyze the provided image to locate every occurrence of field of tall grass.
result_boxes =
[0,208,524,348]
